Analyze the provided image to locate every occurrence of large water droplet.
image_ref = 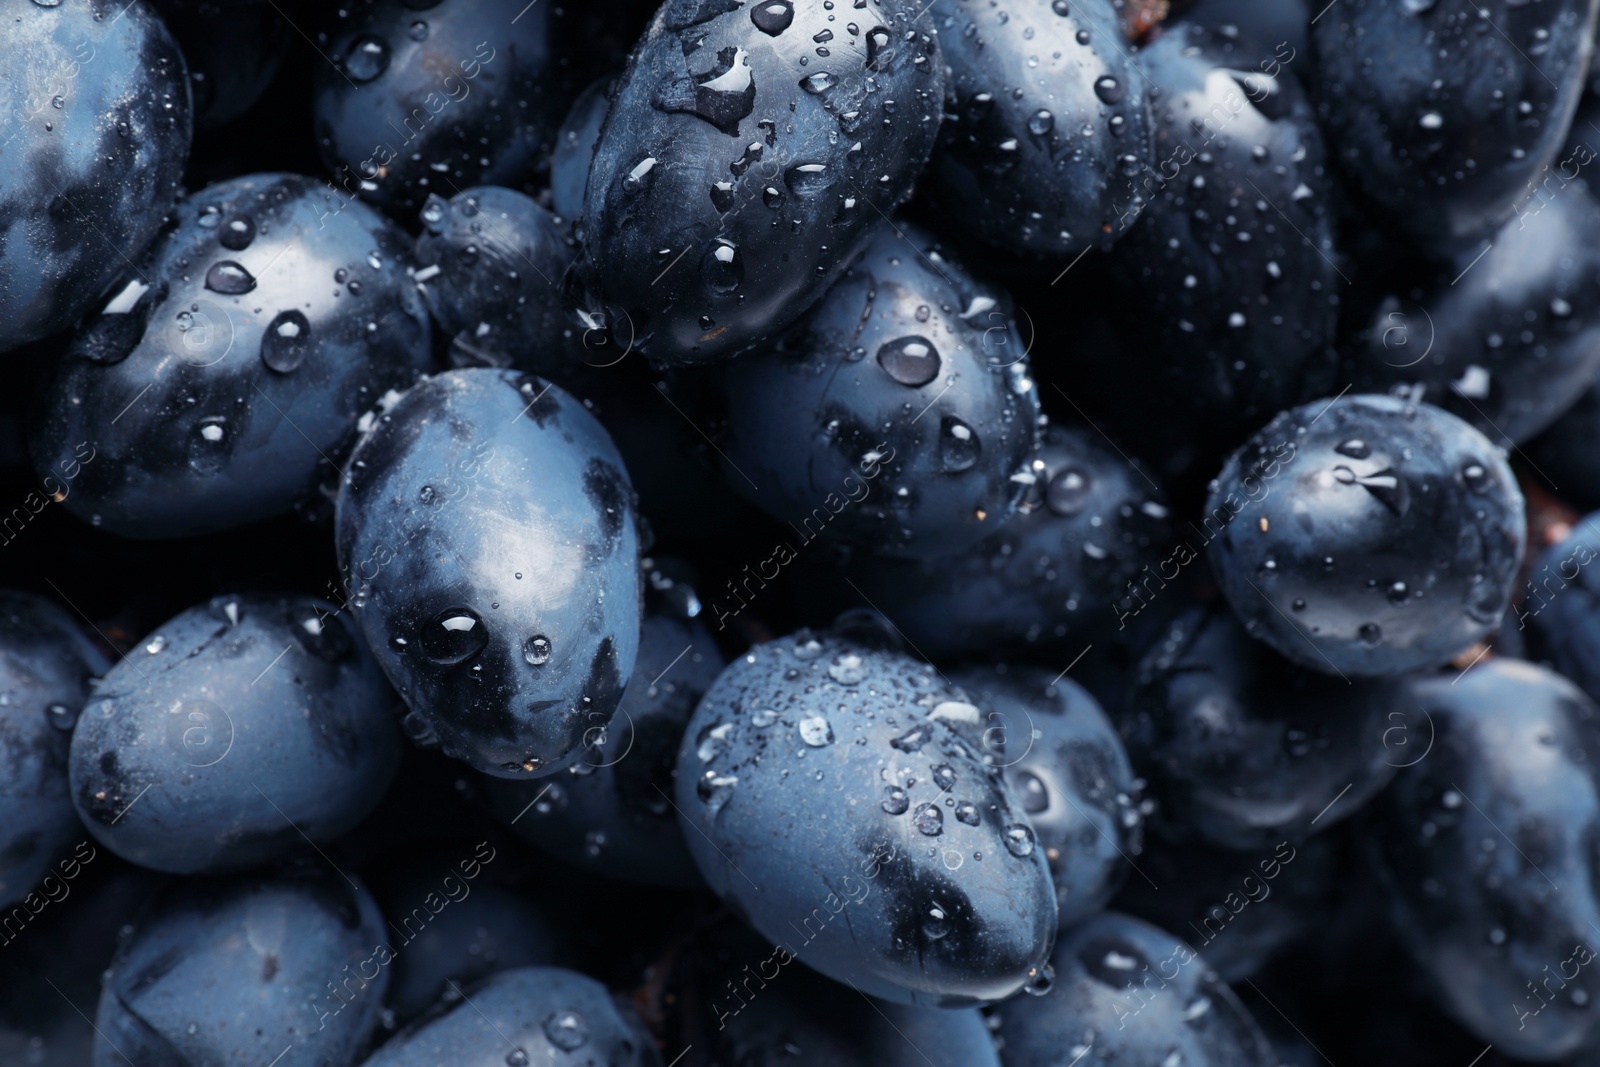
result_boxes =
[1357,468,1409,515]
[1017,770,1049,813]
[505,1050,529,1067]
[1334,439,1370,459]
[799,713,835,746]
[877,336,940,386]
[523,635,552,665]
[343,35,391,82]
[654,47,756,136]
[1047,467,1092,516]
[542,1010,589,1051]
[702,239,743,294]
[187,418,230,476]
[260,310,310,372]
[784,161,830,196]
[883,786,910,814]
[294,610,353,662]
[46,703,77,731]
[1358,622,1383,647]
[218,215,255,251]
[750,0,794,35]
[623,156,657,196]
[800,71,838,94]
[931,764,958,791]
[914,803,944,835]
[698,722,735,762]
[1027,109,1055,136]
[1024,962,1056,995]
[204,261,256,295]
[924,902,951,940]
[1094,76,1123,104]
[419,607,487,664]
[828,652,867,684]
[697,771,738,813]
[865,26,894,70]
[1003,823,1036,856]
[939,416,981,473]
[1461,461,1490,492]
[892,724,934,753]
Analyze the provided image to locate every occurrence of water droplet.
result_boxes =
[800,71,838,94]
[1052,0,1071,12]
[1418,111,1443,129]
[931,764,958,791]
[750,708,779,727]
[1358,622,1383,646]
[1387,581,1409,604]
[419,607,487,664]
[1094,76,1123,104]
[218,216,255,251]
[1183,995,1213,1022]
[1402,0,1436,11]
[799,713,835,746]
[710,181,736,211]
[1024,963,1055,995]
[877,336,940,386]
[923,903,951,940]
[1552,297,1573,318]
[1461,461,1490,492]
[697,722,734,762]
[46,703,77,731]
[623,156,657,195]
[939,416,981,473]
[523,635,552,665]
[1047,467,1092,516]
[751,0,794,35]
[543,1010,589,1051]
[146,635,167,655]
[828,652,867,684]
[343,35,391,82]
[865,26,893,70]
[1335,439,1370,459]
[784,161,830,197]
[260,310,311,372]
[954,800,980,825]
[1027,109,1055,136]
[701,239,743,294]
[697,771,738,812]
[1003,824,1036,856]
[188,418,229,475]
[654,47,756,135]
[1017,770,1049,813]
[914,803,944,835]
[204,261,256,295]
[883,786,910,814]
[505,1050,529,1067]
[409,19,429,40]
